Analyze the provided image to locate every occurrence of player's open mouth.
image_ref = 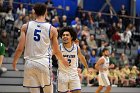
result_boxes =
[63,38,68,41]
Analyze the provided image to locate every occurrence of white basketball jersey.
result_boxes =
[24,21,52,65]
[99,56,110,74]
[58,43,79,75]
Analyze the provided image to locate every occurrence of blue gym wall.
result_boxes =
[136,0,140,15]
[17,0,140,18]
[83,0,131,14]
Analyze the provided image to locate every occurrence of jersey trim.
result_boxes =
[63,44,74,52]
[25,22,29,35]
[49,25,51,39]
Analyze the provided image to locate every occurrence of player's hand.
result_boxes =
[100,68,107,72]
[61,57,69,67]
[109,64,115,69]
[12,61,19,71]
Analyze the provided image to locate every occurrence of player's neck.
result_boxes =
[63,42,73,48]
[35,16,46,22]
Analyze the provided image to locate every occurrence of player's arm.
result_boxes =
[12,24,26,71]
[78,46,88,69]
[50,26,69,67]
[95,58,105,72]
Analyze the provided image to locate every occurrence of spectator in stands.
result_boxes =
[112,31,121,52]
[45,0,53,10]
[71,17,81,28]
[16,3,26,18]
[109,52,118,67]
[119,53,129,67]
[86,34,97,51]
[81,26,90,38]
[81,44,90,65]
[136,73,140,87]
[94,12,103,28]
[77,68,83,83]
[5,5,14,33]
[108,68,118,86]
[118,4,129,28]
[82,67,98,86]
[119,67,129,87]
[75,24,82,40]
[116,18,124,33]
[129,66,139,87]
[118,4,128,17]
[60,15,68,27]
[123,26,132,55]
[88,49,96,68]
[87,11,95,30]
[0,42,7,76]
[106,22,117,43]
[130,66,139,78]
[23,15,30,24]
[122,64,131,81]
[0,0,5,12]
[13,15,23,39]
[0,31,13,57]
[80,12,88,26]
[75,5,83,18]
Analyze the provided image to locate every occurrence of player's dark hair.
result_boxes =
[59,27,77,41]
[102,48,109,53]
[33,3,47,16]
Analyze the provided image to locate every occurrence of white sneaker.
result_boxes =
[1,67,7,72]
[87,84,93,87]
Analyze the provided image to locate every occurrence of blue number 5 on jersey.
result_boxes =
[34,29,41,41]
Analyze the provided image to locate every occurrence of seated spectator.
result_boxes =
[108,68,118,85]
[122,64,131,79]
[86,34,97,51]
[71,17,81,28]
[118,67,129,87]
[136,73,140,87]
[0,31,13,57]
[112,31,121,51]
[0,42,7,76]
[129,72,136,87]
[5,5,14,33]
[109,52,118,67]
[88,49,96,68]
[81,26,90,38]
[16,3,26,18]
[129,66,139,87]
[13,15,23,39]
[60,15,68,27]
[82,67,98,86]
[119,53,129,67]
[77,68,83,83]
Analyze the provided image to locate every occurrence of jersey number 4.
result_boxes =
[34,29,41,41]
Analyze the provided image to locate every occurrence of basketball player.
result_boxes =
[57,27,88,93]
[95,48,114,93]
[12,3,69,93]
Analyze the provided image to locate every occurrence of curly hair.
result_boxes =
[59,27,77,41]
